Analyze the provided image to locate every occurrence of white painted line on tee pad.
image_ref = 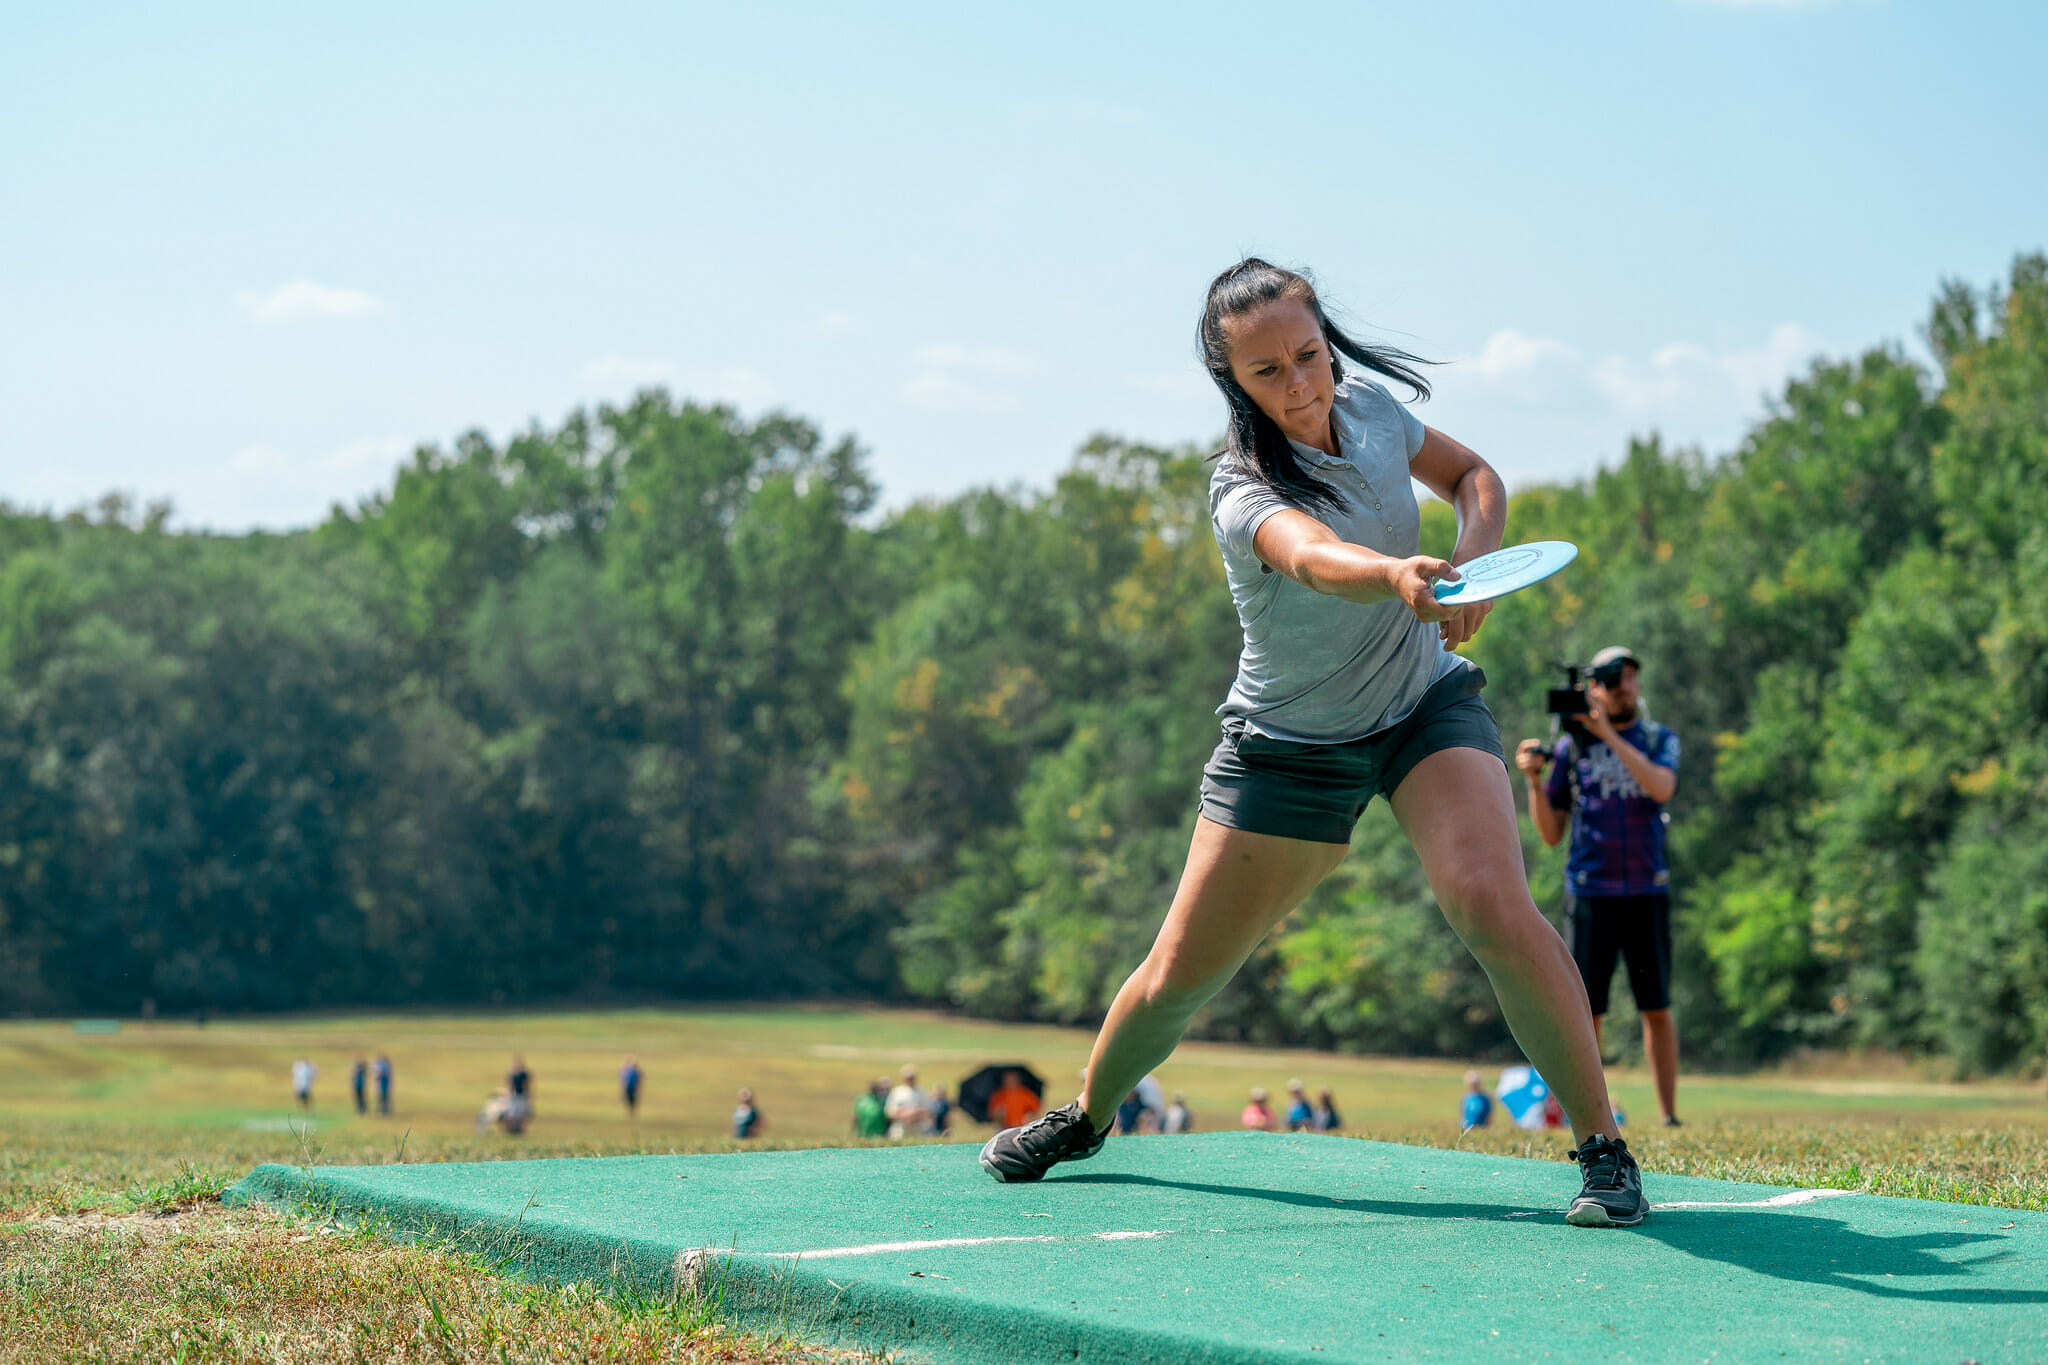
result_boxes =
[1656,1188,1859,1210]
[680,1229,1172,1270]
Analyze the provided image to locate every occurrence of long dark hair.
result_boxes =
[1199,258,1433,518]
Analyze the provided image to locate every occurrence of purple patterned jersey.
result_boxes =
[1543,719,1680,897]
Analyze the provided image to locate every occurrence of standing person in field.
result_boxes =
[291,1057,316,1111]
[732,1087,764,1139]
[620,1055,643,1119]
[374,1053,393,1115]
[351,1056,369,1115]
[1516,646,1684,1127]
[980,259,1645,1227]
[1462,1069,1494,1129]
[1312,1088,1342,1132]
[1240,1086,1277,1132]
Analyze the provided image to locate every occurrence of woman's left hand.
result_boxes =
[1439,599,1492,648]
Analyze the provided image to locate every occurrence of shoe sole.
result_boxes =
[1567,1198,1646,1228]
[979,1135,1042,1184]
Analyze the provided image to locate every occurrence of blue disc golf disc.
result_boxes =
[1432,540,1579,605]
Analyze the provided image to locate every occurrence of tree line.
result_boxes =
[2,255,2042,1072]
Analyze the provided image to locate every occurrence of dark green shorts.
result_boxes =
[1198,667,1506,845]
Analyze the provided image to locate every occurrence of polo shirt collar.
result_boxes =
[1284,376,1364,469]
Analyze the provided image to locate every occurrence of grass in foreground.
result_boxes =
[1,1204,873,1365]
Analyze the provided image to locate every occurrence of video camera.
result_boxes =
[1545,657,1630,745]
[1546,662,1593,745]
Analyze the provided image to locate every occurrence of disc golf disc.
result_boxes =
[1432,540,1579,606]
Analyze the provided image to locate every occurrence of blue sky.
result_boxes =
[2,1,2042,529]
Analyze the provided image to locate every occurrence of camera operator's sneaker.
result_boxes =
[1566,1134,1646,1227]
[980,1101,1107,1183]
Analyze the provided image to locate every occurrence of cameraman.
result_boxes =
[1515,646,1683,1128]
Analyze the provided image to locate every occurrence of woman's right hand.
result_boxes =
[1390,556,1462,624]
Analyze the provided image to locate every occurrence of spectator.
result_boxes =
[1117,1088,1146,1134]
[1313,1088,1342,1132]
[1135,1073,1166,1130]
[1284,1078,1314,1132]
[929,1083,952,1135]
[1164,1091,1194,1134]
[620,1055,643,1118]
[1462,1069,1494,1129]
[374,1054,393,1115]
[987,1070,1042,1130]
[854,1078,889,1138]
[291,1058,316,1111]
[732,1087,763,1139]
[503,1055,534,1133]
[351,1056,368,1115]
[886,1065,933,1138]
[1240,1086,1276,1132]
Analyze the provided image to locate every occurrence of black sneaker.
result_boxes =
[1566,1134,1646,1227]
[1660,1114,1684,1128]
[979,1101,1107,1183]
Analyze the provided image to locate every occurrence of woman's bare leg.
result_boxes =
[1077,818,1347,1130]
[1390,747,1619,1146]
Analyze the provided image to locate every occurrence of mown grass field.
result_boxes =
[5,1004,2046,1363]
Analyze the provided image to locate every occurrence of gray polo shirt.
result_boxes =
[1209,373,1471,744]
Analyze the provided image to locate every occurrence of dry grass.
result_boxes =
[0,1124,880,1364]
[0,1202,879,1364]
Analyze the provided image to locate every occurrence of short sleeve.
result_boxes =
[1651,726,1680,771]
[1210,469,1293,564]
[1397,400,1426,460]
[1543,740,1573,811]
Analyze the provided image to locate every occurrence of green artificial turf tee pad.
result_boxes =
[228,1131,2048,1363]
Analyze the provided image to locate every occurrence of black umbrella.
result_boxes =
[955,1063,1046,1124]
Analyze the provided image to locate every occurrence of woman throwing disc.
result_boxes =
[980,259,1645,1228]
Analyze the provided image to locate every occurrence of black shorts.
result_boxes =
[1198,667,1506,845]
[1564,892,1672,1015]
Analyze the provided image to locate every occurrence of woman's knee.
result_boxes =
[1134,956,1228,1016]
[1439,882,1548,959]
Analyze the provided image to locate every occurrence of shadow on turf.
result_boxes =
[1050,1172,1524,1221]
[1061,1173,2047,1306]
[1644,1213,2048,1305]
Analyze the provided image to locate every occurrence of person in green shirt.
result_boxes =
[852,1077,889,1138]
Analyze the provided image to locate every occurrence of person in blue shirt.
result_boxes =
[1284,1079,1315,1132]
[1517,647,1683,1127]
[620,1055,643,1119]
[1461,1069,1493,1129]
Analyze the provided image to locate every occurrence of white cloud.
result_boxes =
[901,344,1039,413]
[816,310,854,334]
[579,358,777,410]
[237,279,388,323]
[1428,322,1830,489]
[1589,322,1823,416]
[691,366,778,409]
[319,435,413,473]
[229,435,411,480]
[1472,327,1580,379]
[230,443,291,475]
[580,355,678,387]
